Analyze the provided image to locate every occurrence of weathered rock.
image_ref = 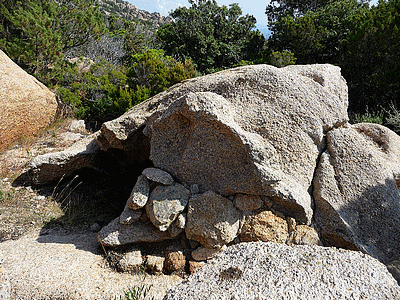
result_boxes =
[286,225,322,246]
[387,260,400,285]
[233,194,263,211]
[186,191,243,249]
[146,183,190,231]
[98,64,348,225]
[165,247,186,273]
[191,246,226,262]
[89,223,101,232]
[146,255,165,275]
[168,214,186,238]
[163,242,400,300]
[67,57,94,73]
[286,217,297,233]
[188,261,205,275]
[127,175,150,210]
[118,250,143,273]
[0,50,59,151]
[314,123,400,263]
[142,168,174,185]
[68,119,86,132]
[240,210,288,243]
[97,218,173,247]
[60,132,85,143]
[119,204,142,225]
[20,133,102,185]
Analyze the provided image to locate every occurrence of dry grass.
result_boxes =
[0,118,97,241]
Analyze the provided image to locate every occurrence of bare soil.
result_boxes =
[0,119,182,299]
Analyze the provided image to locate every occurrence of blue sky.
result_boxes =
[127,0,379,37]
[127,0,270,35]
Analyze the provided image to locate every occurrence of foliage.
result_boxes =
[269,51,297,67]
[385,105,400,133]
[157,0,265,73]
[268,0,369,64]
[343,0,400,114]
[350,107,384,125]
[0,0,106,74]
[56,50,196,126]
[266,0,400,121]
[127,49,196,96]
[114,284,154,300]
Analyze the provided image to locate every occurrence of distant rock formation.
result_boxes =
[97,0,171,28]
[0,50,59,151]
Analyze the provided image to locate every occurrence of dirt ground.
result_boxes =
[0,119,182,299]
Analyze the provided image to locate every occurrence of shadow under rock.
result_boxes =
[19,160,151,253]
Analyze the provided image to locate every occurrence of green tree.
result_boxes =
[344,0,400,115]
[0,0,105,74]
[157,0,265,73]
[268,0,369,64]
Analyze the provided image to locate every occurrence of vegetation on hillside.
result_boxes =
[1,0,399,131]
[267,0,400,127]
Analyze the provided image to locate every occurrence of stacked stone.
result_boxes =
[98,167,322,275]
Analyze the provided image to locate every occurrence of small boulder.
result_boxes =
[142,168,174,185]
[191,246,226,262]
[118,250,143,273]
[286,225,322,246]
[314,123,400,263]
[146,255,165,275]
[127,175,150,210]
[186,191,243,249]
[0,50,59,151]
[165,247,186,273]
[168,213,186,238]
[240,210,288,244]
[146,183,190,231]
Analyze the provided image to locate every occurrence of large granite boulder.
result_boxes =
[163,242,400,300]
[314,123,400,263]
[0,50,59,151]
[142,64,348,225]
[22,64,349,226]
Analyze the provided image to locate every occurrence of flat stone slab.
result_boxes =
[143,168,174,185]
[163,242,400,300]
[97,218,174,247]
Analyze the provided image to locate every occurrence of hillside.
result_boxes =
[97,0,171,28]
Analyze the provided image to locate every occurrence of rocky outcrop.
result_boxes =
[98,64,348,225]
[163,242,400,300]
[0,50,59,151]
[19,133,102,185]
[314,123,400,263]
[97,0,171,29]
[23,64,400,272]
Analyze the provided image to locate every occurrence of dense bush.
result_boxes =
[55,49,196,128]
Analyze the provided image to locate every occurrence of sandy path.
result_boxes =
[0,230,182,299]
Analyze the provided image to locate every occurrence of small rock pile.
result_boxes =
[98,167,321,275]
